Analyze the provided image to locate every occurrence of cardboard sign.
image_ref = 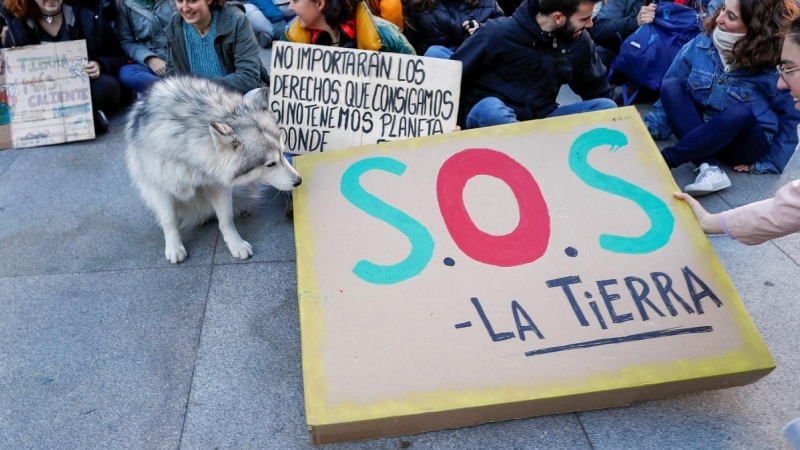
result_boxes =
[269,42,461,154]
[293,108,775,445]
[0,40,95,150]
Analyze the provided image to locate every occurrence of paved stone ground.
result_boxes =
[1,91,798,449]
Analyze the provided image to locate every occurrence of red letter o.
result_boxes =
[437,148,550,267]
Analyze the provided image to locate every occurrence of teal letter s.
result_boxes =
[568,128,674,254]
[340,157,435,284]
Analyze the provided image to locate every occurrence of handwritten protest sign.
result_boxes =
[0,40,94,150]
[269,42,461,154]
[293,108,774,444]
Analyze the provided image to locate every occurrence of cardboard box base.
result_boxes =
[308,368,773,445]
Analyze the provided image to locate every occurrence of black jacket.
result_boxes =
[452,0,613,123]
[405,0,504,55]
[0,0,127,75]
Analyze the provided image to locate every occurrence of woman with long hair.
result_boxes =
[644,0,800,196]
[0,0,127,134]
[164,0,269,93]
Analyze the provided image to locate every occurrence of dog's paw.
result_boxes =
[165,244,188,264]
[227,239,253,260]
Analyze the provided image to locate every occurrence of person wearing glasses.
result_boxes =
[644,0,800,196]
[675,16,800,242]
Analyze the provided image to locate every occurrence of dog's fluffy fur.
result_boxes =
[125,76,301,263]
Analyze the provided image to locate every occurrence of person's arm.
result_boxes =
[674,192,724,234]
[589,0,639,49]
[215,13,263,92]
[115,3,158,64]
[675,181,800,245]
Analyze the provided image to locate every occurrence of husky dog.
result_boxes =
[125,76,301,263]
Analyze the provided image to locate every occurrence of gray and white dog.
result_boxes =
[125,76,301,264]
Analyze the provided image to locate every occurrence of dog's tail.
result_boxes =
[176,184,265,229]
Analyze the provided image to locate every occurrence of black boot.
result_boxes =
[94,110,109,135]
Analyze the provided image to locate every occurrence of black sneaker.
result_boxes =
[94,110,109,135]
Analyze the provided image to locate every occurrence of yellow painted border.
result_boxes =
[294,107,775,427]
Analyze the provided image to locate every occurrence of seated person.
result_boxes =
[164,0,269,94]
[116,0,178,94]
[282,0,414,53]
[405,0,504,58]
[0,0,127,134]
[589,0,657,69]
[244,0,289,47]
[451,0,616,129]
[644,0,800,196]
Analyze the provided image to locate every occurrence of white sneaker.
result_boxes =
[683,163,732,196]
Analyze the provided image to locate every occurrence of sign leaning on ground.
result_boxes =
[0,40,95,149]
[269,42,461,154]
[293,107,775,445]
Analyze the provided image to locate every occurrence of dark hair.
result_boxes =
[413,0,480,13]
[538,0,593,18]
[317,0,359,28]
[703,0,800,71]
[210,0,226,9]
[3,0,74,20]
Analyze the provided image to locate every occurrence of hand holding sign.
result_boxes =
[83,61,101,79]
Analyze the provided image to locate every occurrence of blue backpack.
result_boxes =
[608,2,701,104]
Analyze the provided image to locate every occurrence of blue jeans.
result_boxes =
[424,45,454,59]
[118,63,161,93]
[659,77,770,168]
[465,96,617,129]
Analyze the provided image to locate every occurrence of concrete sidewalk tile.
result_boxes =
[180,262,591,449]
[0,267,210,449]
[579,238,800,450]
[212,189,297,265]
[770,233,800,265]
[0,140,217,277]
[718,159,800,209]
[0,148,21,175]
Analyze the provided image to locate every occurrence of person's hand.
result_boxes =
[145,57,167,77]
[83,61,101,79]
[462,20,479,35]
[674,192,723,234]
[734,164,751,173]
[637,4,657,26]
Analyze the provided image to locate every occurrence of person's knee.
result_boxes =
[466,97,517,129]
[91,74,122,109]
[725,102,757,127]
[589,98,617,111]
[660,77,685,98]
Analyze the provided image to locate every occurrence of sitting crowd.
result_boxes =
[3,0,800,442]
[1,0,800,201]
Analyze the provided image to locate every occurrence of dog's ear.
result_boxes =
[209,122,242,151]
[244,87,269,111]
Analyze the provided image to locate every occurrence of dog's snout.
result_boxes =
[293,177,303,188]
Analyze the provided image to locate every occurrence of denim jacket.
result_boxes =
[644,33,800,174]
